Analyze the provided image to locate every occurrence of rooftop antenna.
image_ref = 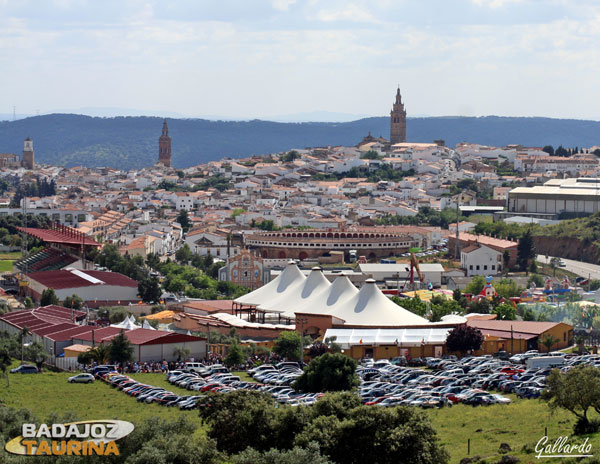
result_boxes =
[13,106,16,121]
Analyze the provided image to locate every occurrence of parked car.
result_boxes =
[68,373,95,383]
[10,364,39,374]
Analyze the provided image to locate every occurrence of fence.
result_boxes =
[52,356,82,371]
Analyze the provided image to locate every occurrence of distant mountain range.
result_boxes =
[0,114,599,170]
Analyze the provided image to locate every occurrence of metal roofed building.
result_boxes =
[508,178,600,215]
[358,263,444,286]
[24,269,139,303]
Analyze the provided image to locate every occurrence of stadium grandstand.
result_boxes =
[15,223,101,274]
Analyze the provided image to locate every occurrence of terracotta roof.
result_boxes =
[178,300,234,313]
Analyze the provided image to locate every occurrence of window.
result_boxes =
[469,265,473,270]
[243,271,248,278]
[484,265,487,270]
[476,265,480,270]
[491,265,495,270]
[233,270,238,277]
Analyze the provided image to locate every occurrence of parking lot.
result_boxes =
[94,351,600,411]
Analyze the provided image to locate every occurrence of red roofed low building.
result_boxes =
[73,327,206,362]
[24,269,139,304]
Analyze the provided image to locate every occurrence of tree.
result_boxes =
[542,145,554,156]
[23,297,34,309]
[109,330,134,364]
[198,390,277,454]
[393,296,427,317]
[24,342,49,369]
[172,346,191,362]
[360,150,381,160]
[175,243,192,264]
[294,353,359,393]
[0,346,11,387]
[224,342,244,367]
[138,276,162,303]
[445,325,484,354]
[540,333,559,353]
[273,331,303,361]
[176,210,191,233]
[325,336,342,354]
[77,349,94,366]
[555,145,569,157]
[307,340,329,358]
[503,250,511,274]
[492,303,516,320]
[62,294,83,310]
[465,275,485,295]
[550,257,561,277]
[145,252,160,269]
[517,229,535,273]
[90,344,110,364]
[40,288,59,306]
[542,367,600,433]
[232,443,332,464]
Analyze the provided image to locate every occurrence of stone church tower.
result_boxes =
[158,119,172,167]
[390,87,407,144]
[22,137,34,170]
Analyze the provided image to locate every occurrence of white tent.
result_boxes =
[111,316,140,330]
[293,273,359,317]
[142,319,156,330]
[329,279,428,326]
[234,260,306,308]
[261,267,331,317]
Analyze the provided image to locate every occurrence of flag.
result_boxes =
[359,338,363,344]
[421,337,425,345]
[394,338,399,345]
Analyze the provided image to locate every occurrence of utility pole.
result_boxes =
[298,316,308,365]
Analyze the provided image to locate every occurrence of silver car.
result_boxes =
[68,373,95,384]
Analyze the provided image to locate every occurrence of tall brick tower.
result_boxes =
[22,137,34,169]
[158,119,172,167]
[390,87,407,144]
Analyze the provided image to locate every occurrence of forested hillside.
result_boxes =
[0,114,599,169]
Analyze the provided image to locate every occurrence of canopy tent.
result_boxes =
[111,315,140,330]
[324,327,452,349]
[327,279,429,326]
[234,260,306,309]
[293,273,359,317]
[260,267,332,317]
[142,319,156,330]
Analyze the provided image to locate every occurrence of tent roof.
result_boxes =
[234,260,306,307]
[330,279,429,326]
[293,274,359,317]
[260,267,331,316]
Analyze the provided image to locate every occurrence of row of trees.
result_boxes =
[199,390,449,463]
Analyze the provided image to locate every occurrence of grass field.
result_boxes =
[2,362,600,463]
[0,260,14,272]
[0,252,22,260]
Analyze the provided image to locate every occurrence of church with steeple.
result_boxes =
[158,119,172,168]
[390,87,407,144]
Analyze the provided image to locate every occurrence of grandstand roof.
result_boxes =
[17,226,101,247]
[27,269,138,290]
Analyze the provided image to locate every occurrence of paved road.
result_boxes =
[537,255,600,280]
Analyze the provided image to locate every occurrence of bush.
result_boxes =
[294,353,359,393]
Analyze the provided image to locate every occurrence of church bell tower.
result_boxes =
[390,87,407,144]
[158,119,172,168]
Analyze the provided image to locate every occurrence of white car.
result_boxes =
[68,373,94,384]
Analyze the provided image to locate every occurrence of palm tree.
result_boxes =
[550,257,561,277]
[575,335,585,355]
[541,334,559,353]
[90,344,111,364]
[173,346,191,362]
[19,327,31,365]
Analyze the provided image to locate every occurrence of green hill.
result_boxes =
[0,114,599,169]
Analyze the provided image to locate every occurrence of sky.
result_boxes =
[1,0,600,121]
